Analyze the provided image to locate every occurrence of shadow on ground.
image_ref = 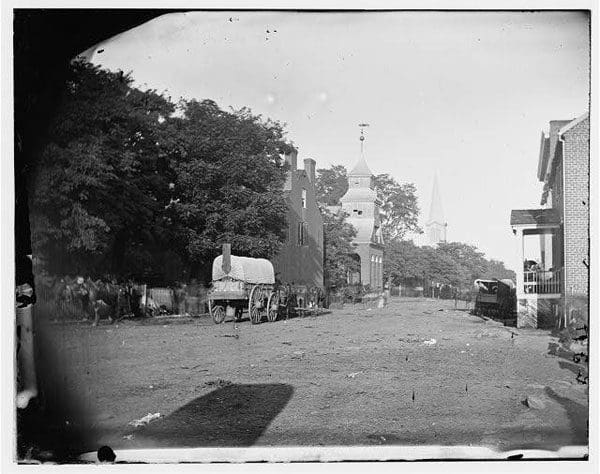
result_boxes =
[558,360,583,376]
[547,341,575,361]
[132,383,294,447]
[17,317,101,462]
[544,386,588,444]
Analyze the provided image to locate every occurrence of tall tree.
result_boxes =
[373,174,421,241]
[167,99,290,281]
[321,207,359,288]
[31,61,293,283]
[315,165,348,206]
[383,239,425,286]
[31,60,176,277]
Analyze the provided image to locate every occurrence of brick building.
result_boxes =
[510,112,589,328]
[272,149,324,289]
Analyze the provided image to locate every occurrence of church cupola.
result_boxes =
[341,124,378,206]
[338,124,384,290]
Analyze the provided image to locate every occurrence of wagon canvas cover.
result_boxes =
[212,255,275,284]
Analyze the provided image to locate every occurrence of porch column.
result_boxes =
[514,228,524,298]
[514,228,540,328]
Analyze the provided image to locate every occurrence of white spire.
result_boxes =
[427,173,445,224]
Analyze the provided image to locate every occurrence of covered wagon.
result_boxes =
[208,244,280,324]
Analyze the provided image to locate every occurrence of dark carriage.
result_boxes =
[473,278,516,319]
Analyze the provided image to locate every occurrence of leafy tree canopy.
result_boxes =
[31,60,291,283]
[373,174,420,240]
[320,206,359,288]
[315,165,348,206]
[31,60,176,277]
[168,99,289,281]
[315,165,421,240]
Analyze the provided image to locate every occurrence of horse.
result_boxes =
[86,279,132,326]
[63,277,131,326]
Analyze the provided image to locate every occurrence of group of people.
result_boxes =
[524,259,552,272]
[39,274,145,325]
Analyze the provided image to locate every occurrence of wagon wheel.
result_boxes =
[267,290,280,322]
[248,285,263,325]
[211,303,226,324]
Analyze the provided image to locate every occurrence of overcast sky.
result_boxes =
[86,10,590,270]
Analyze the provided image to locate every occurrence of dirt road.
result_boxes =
[25,297,588,458]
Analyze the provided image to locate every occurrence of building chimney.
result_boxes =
[304,158,316,183]
[283,149,297,191]
[221,243,231,275]
[285,149,297,172]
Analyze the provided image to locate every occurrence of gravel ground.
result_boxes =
[24,297,588,458]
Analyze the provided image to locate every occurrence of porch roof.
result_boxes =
[510,208,560,228]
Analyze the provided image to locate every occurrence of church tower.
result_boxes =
[426,173,447,246]
[340,125,384,290]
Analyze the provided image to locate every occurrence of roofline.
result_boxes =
[558,111,589,137]
[510,223,561,230]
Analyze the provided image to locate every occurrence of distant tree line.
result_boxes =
[384,240,515,292]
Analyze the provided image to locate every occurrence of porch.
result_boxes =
[523,268,562,297]
[510,209,563,328]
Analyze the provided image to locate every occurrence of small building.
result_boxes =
[339,152,384,290]
[273,149,324,289]
[510,112,589,328]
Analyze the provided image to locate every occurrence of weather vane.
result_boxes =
[358,123,370,152]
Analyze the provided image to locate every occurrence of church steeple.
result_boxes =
[426,173,447,245]
[427,173,445,224]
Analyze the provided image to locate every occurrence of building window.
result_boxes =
[301,189,307,208]
[297,222,308,246]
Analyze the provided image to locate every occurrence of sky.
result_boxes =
[86,10,590,270]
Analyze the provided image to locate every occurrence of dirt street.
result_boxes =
[26,297,588,457]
